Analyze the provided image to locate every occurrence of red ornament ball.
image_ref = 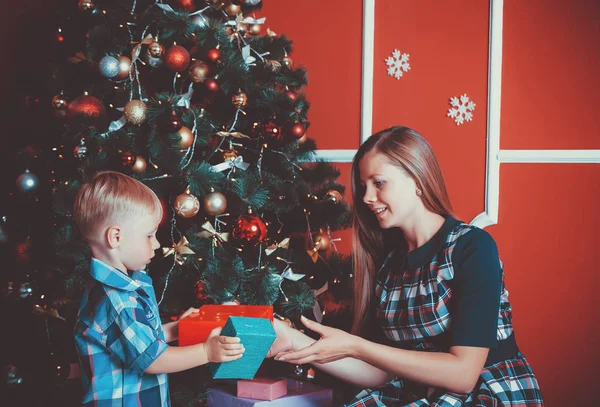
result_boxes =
[165,45,191,72]
[162,112,183,133]
[170,0,195,11]
[205,78,219,92]
[286,90,297,102]
[15,238,32,264]
[232,213,268,245]
[194,280,207,301]
[68,95,105,120]
[290,122,306,138]
[121,151,136,167]
[206,48,221,62]
[264,121,282,140]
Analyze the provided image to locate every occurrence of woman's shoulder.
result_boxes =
[447,224,501,281]
[448,220,496,246]
[446,220,499,262]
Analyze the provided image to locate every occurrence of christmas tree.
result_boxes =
[5,0,356,404]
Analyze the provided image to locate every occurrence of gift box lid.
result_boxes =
[179,305,274,346]
[210,316,276,380]
[198,305,274,321]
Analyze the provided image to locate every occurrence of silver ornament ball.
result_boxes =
[294,365,304,376]
[99,55,120,78]
[19,282,33,299]
[190,14,208,29]
[6,365,23,387]
[203,191,227,216]
[16,170,39,193]
[74,144,87,159]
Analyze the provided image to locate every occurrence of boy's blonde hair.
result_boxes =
[73,171,162,243]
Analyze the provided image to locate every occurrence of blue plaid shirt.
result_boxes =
[74,258,170,406]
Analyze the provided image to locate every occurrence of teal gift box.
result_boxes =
[210,316,276,379]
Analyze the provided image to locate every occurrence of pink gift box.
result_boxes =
[237,377,287,401]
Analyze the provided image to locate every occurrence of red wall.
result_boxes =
[263,1,600,406]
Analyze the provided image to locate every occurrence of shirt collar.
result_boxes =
[90,258,143,292]
[406,216,461,270]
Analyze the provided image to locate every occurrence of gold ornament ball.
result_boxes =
[225,3,241,16]
[177,126,194,149]
[324,189,343,203]
[282,55,293,69]
[78,0,94,11]
[148,41,165,58]
[174,192,200,218]
[248,24,261,36]
[231,89,247,109]
[189,60,209,83]
[114,56,132,80]
[203,191,227,216]
[124,100,147,125]
[313,232,331,251]
[222,149,238,161]
[132,156,147,173]
[264,60,281,73]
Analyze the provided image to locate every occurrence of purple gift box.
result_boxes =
[208,379,332,406]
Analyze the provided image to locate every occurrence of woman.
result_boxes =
[269,126,544,406]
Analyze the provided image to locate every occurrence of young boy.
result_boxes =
[73,171,244,406]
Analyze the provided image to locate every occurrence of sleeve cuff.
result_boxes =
[130,338,169,374]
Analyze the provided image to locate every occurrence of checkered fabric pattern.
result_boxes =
[74,258,170,406]
[344,222,543,406]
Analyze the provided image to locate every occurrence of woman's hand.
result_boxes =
[274,316,360,364]
[267,318,295,358]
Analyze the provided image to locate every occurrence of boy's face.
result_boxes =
[117,211,161,272]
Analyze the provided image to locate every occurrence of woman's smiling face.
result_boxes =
[358,150,421,229]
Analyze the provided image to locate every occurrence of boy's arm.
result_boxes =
[162,321,178,343]
[145,343,208,374]
[145,326,244,374]
[162,307,199,343]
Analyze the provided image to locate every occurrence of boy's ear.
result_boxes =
[107,225,121,249]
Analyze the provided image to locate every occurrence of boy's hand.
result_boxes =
[179,307,199,320]
[203,327,245,363]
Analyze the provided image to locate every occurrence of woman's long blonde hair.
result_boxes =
[350,126,454,334]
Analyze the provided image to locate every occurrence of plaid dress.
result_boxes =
[344,219,544,407]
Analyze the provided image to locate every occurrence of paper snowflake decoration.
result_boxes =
[447,94,476,125]
[385,49,411,80]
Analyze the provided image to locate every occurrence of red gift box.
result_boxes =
[237,377,287,401]
[179,305,273,346]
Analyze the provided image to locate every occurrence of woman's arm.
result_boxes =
[277,317,488,393]
[353,339,488,393]
[269,319,391,388]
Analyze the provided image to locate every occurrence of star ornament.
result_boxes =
[162,236,195,265]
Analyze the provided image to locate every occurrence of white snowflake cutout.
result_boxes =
[447,94,476,125]
[385,49,411,80]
